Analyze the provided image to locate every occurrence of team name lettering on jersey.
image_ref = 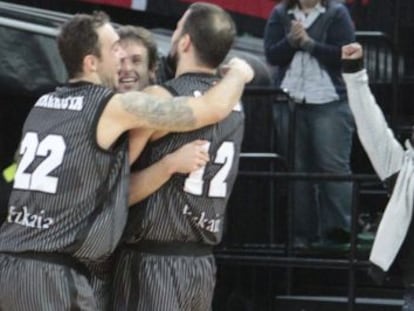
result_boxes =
[7,205,54,229]
[35,95,84,111]
[183,205,221,233]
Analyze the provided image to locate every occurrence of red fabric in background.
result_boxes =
[346,0,371,5]
[79,0,369,18]
[80,0,279,19]
[179,0,277,19]
[81,0,132,8]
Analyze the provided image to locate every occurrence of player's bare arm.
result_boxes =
[97,57,253,149]
[128,86,208,205]
[121,57,253,131]
[128,85,172,163]
[129,139,209,205]
[129,128,153,165]
[121,92,196,130]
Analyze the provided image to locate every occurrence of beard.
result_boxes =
[165,51,178,78]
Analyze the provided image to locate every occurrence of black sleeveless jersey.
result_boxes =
[125,73,244,245]
[0,82,129,262]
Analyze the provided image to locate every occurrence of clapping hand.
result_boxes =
[288,20,313,49]
[287,20,304,47]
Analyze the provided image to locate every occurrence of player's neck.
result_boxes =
[69,72,100,85]
[175,60,216,77]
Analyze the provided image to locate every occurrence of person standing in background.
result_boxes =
[264,0,355,248]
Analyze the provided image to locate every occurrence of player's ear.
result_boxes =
[180,33,191,52]
[84,54,98,73]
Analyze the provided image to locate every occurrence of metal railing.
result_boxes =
[215,59,398,309]
[355,31,399,129]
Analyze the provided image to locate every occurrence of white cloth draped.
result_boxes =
[343,69,412,271]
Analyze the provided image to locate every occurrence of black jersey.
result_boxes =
[125,73,244,245]
[0,82,129,261]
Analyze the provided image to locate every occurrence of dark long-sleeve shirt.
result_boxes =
[264,1,355,100]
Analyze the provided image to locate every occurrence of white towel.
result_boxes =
[370,142,414,270]
[343,69,409,271]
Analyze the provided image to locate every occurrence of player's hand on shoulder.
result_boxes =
[221,57,254,84]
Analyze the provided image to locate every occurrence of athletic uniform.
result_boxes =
[0,82,129,311]
[112,73,244,311]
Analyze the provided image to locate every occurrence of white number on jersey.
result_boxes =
[184,141,235,198]
[14,132,66,194]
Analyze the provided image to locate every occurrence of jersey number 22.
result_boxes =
[14,132,66,194]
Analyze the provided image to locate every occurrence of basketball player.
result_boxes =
[84,25,210,311]
[0,11,253,311]
[112,3,244,310]
[116,24,209,172]
[117,25,158,93]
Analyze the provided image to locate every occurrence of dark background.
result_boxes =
[0,1,413,308]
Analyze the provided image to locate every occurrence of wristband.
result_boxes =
[342,58,364,73]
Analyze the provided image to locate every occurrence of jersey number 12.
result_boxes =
[184,141,235,198]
